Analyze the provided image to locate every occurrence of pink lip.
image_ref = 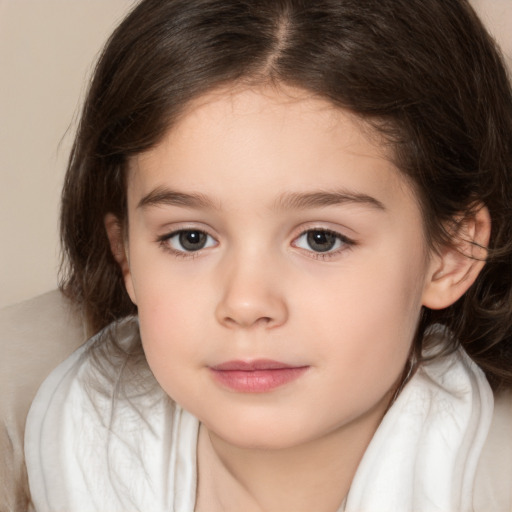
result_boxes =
[209,359,309,393]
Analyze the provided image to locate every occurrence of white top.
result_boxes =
[25,317,198,512]
[25,317,494,512]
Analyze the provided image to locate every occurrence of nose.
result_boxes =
[214,255,288,329]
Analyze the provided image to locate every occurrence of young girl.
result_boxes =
[25,0,512,510]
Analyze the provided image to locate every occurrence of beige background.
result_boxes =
[0,0,511,309]
[0,0,135,308]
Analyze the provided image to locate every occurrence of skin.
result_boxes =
[106,85,489,512]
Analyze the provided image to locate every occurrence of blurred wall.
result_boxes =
[0,0,135,308]
[0,0,510,308]
[472,0,512,70]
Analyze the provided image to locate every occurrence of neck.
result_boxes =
[195,402,387,512]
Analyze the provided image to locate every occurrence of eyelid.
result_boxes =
[290,221,356,241]
[155,220,217,240]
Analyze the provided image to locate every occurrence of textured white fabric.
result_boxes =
[25,317,493,512]
[25,317,198,512]
[345,348,494,512]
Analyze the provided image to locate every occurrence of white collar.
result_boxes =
[343,348,493,511]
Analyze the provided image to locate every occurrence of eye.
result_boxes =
[162,229,217,253]
[293,229,349,253]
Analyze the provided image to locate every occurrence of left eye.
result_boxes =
[164,229,217,252]
[293,229,347,253]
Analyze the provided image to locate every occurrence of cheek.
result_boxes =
[136,278,209,355]
[303,251,425,372]
[305,277,422,424]
[126,248,212,376]
[129,236,211,317]
[137,296,208,406]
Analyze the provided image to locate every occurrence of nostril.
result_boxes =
[222,314,273,329]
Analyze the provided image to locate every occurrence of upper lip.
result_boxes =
[211,359,304,371]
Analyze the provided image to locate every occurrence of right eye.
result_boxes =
[161,229,217,253]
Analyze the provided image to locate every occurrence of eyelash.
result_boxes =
[292,228,355,261]
[157,229,216,258]
[156,227,355,260]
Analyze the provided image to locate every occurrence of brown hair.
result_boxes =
[60,0,512,389]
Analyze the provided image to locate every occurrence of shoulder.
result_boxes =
[474,388,512,511]
[25,316,198,512]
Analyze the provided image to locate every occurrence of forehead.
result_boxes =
[127,85,417,216]
[136,85,390,158]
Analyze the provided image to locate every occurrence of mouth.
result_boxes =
[209,359,309,393]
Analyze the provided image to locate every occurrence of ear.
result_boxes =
[104,213,137,305]
[422,205,491,310]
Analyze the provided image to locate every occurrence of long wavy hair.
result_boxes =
[60,0,512,389]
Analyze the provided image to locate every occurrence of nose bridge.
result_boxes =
[215,244,288,329]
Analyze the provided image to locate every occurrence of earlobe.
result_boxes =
[422,205,491,310]
[104,213,137,305]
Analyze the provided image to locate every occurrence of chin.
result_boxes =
[204,413,327,451]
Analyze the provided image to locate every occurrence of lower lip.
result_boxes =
[210,367,308,393]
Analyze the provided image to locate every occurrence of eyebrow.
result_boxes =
[137,187,218,210]
[273,190,386,211]
[137,186,386,212]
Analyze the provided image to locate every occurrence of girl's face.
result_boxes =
[121,86,435,450]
